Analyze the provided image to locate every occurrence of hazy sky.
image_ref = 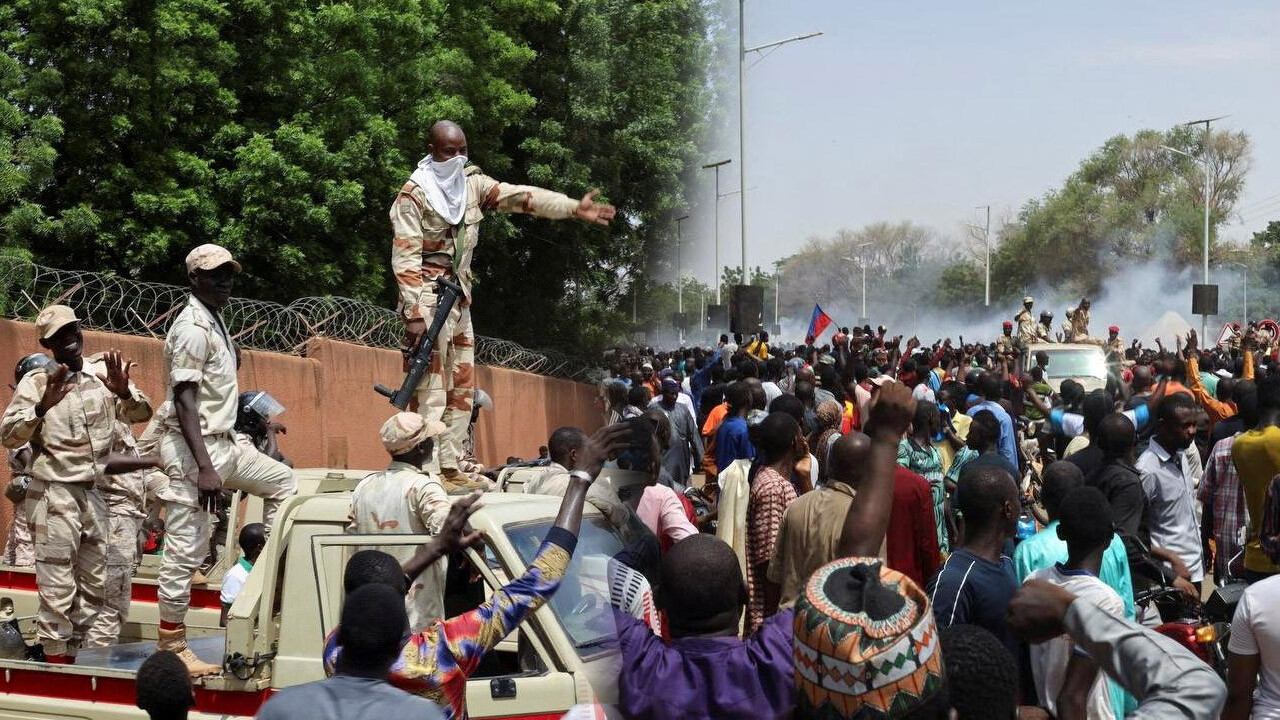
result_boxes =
[676,1,1280,290]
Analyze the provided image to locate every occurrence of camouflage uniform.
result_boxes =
[1066,307,1092,343]
[347,414,452,631]
[1034,321,1054,343]
[0,317,152,658]
[84,422,168,647]
[156,293,296,630]
[1014,308,1038,346]
[995,334,1016,354]
[4,444,34,566]
[1107,335,1124,355]
[390,165,581,474]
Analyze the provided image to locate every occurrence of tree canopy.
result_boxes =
[0,0,713,354]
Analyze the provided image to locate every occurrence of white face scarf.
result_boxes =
[409,155,468,225]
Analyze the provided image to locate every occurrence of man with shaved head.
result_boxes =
[391,120,616,483]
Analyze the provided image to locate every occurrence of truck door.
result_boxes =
[307,535,578,719]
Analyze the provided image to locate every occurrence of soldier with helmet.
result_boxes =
[1035,310,1054,343]
[3,353,58,567]
[0,305,152,663]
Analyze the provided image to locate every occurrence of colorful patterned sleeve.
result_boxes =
[436,527,577,677]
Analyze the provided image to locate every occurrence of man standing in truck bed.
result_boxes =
[391,120,616,484]
[155,244,297,676]
[0,305,152,664]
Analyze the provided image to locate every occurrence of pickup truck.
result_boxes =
[0,470,625,719]
[1021,342,1108,393]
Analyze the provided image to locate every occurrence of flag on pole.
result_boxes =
[805,304,835,345]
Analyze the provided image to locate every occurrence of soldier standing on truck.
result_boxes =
[347,413,452,632]
[3,354,56,567]
[1015,296,1037,346]
[155,244,297,676]
[1066,297,1093,342]
[1036,311,1054,343]
[391,120,616,484]
[84,419,168,647]
[0,304,152,664]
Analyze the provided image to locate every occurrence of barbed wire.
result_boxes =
[0,257,595,381]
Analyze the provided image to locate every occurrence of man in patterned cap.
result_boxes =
[155,244,297,676]
[391,120,616,485]
[1015,296,1038,346]
[1,304,152,663]
[347,412,452,631]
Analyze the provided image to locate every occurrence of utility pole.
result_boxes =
[739,0,820,281]
[1162,113,1227,339]
[702,159,731,304]
[676,214,689,345]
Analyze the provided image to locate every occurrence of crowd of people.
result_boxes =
[5,239,1280,720]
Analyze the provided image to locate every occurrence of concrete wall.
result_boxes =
[0,319,601,538]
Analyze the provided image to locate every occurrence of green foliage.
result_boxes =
[0,0,713,355]
[981,126,1251,304]
[935,260,984,310]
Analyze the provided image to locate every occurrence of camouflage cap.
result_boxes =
[380,412,446,454]
[35,304,79,340]
[185,243,242,274]
[1023,296,1034,305]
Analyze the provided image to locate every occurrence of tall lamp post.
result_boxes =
[702,159,731,304]
[1161,113,1227,339]
[676,214,689,345]
[739,0,820,279]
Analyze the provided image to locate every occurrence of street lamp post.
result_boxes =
[842,241,872,323]
[1162,114,1227,339]
[702,159,731,304]
[676,214,689,345]
[739,0,820,280]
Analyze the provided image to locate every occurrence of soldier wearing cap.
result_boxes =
[996,321,1016,354]
[0,304,152,663]
[1014,296,1038,346]
[347,412,452,630]
[391,120,616,485]
[154,244,297,675]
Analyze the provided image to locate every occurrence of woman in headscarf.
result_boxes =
[808,400,844,487]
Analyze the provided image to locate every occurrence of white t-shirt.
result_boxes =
[1027,565,1124,720]
[220,558,252,606]
[911,384,936,403]
[762,381,782,406]
[1229,574,1280,717]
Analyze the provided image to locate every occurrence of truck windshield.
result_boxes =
[1044,349,1106,380]
[505,517,628,659]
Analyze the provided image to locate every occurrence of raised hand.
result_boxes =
[96,350,134,400]
[437,491,486,555]
[1185,329,1198,355]
[37,364,74,415]
[572,423,632,479]
[866,380,916,439]
[572,189,616,226]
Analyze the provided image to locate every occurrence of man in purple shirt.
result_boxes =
[613,381,917,719]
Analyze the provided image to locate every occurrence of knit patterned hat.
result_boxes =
[793,558,944,719]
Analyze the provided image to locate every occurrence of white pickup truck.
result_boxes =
[0,470,626,719]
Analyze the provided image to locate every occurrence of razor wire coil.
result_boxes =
[0,257,594,381]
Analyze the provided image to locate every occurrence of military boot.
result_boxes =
[157,625,220,677]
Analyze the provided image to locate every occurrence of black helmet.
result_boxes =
[235,391,284,433]
[14,353,56,384]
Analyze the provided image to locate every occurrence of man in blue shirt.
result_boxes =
[927,462,1021,662]
[967,371,1019,471]
[715,381,755,473]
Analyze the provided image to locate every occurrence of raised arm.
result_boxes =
[836,382,916,558]
[473,174,615,225]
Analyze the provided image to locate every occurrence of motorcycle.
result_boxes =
[1133,577,1245,679]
